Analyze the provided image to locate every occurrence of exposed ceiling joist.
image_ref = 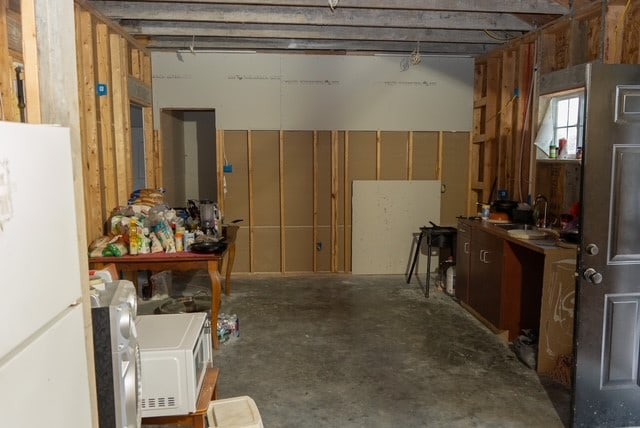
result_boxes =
[88,0,571,56]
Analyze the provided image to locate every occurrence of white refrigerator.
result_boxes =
[0,122,93,426]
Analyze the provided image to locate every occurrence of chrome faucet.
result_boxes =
[533,194,548,228]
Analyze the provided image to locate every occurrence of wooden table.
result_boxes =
[89,251,226,349]
[141,366,219,428]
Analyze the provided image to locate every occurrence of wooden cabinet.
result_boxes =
[468,228,504,327]
[455,221,471,303]
[456,219,576,346]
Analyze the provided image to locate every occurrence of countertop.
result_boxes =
[459,218,577,255]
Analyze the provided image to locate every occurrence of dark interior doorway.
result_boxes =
[159,109,217,207]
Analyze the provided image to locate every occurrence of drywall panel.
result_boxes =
[352,180,441,274]
[283,131,313,226]
[285,227,313,272]
[223,131,249,224]
[253,228,281,272]
[152,52,473,131]
[411,132,439,180]
[380,131,408,180]
[441,132,470,225]
[348,131,377,180]
[251,131,280,226]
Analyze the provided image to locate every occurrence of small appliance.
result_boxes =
[199,200,220,236]
[90,280,141,428]
[137,312,212,417]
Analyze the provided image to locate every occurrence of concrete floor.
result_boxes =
[141,272,571,428]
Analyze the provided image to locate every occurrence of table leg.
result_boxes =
[407,231,424,284]
[426,240,432,298]
[207,261,222,350]
[224,242,236,296]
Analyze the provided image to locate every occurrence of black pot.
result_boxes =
[491,200,518,214]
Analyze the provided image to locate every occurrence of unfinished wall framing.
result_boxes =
[471,1,640,211]
[74,0,156,244]
[218,129,469,274]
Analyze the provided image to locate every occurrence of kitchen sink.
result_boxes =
[493,223,538,231]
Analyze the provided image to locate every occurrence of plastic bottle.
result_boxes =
[481,204,490,221]
[549,143,558,159]
[129,219,139,255]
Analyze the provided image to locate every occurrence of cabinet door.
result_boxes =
[455,221,471,302]
[469,229,503,327]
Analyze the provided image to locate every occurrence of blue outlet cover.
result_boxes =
[97,84,108,96]
[223,164,233,173]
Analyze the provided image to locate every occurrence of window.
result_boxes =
[554,95,583,156]
[534,91,584,159]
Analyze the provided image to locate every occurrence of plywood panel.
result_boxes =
[441,132,471,226]
[233,227,250,273]
[253,228,281,272]
[283,131,313,226]
[316,131,332,227]
[380,131,408,180]
[285,227,313,272]
[223,131,249,224]
[252,131,280,226]
[352,180,441,274]
[348,131,377,180]
[316,226,332,272]
[411,132,439,180]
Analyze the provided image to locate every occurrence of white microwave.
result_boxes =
[136,312,212,417]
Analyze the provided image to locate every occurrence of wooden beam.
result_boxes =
[143,106,154,188]
[247,130,255,272]
[498,49,516,195]
[95,22,117,215]
[216,129,225,213]
[0,0,16,122]
[331,130,339,273]
[20,0,40,123]
[279,130,285,273]
[90,3,533,31]
[153,130,162,188]
[97,0,567,14]
[375,130,381,180]
[343,130,349,272]
[125,21,506,45]
[77,9,103,240]
[407,131,414,180]
[313,130,318,272]
[436,131,444,180]
[110,33,129,204]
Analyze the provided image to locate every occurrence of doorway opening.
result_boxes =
[159,109,217,208]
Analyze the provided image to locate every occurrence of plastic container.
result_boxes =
[206,396,263,428]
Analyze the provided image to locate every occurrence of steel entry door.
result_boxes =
[573,63,640,427]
